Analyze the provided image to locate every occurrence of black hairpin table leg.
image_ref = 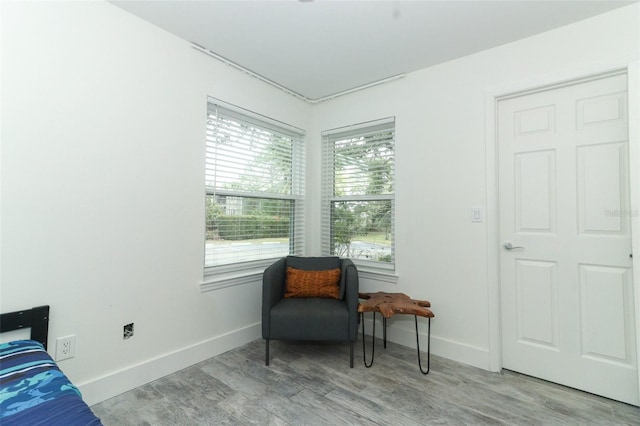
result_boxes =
[359,292,434,374]
[415,315,431,374]
[362,312,376,368]
[383,317,387,349]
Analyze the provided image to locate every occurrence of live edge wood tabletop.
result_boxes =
[358,291,434,319]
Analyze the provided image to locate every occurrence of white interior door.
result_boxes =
[498,72,638,405]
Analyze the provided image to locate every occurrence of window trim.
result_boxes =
[202,98,305,290]
[321,117,396,274]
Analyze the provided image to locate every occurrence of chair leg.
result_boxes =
[350,341,354,368]
[265,339,270,366]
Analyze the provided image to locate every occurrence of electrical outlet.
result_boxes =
[123,323,134,339]
[55,335,76,361]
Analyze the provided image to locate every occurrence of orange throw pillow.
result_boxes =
[284,267,341,299]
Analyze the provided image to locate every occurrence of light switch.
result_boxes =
[472,206,483,223]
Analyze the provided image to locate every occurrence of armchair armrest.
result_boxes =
[262,257,287,338]
[342,258,360,340]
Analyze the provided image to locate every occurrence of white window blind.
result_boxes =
[321,117,395,271]
[205,99,305,275]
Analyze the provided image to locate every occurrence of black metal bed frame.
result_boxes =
[0,305,50,350]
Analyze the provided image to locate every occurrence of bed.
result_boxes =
[0,305,102,425]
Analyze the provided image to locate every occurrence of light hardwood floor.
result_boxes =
[91,337,640,425]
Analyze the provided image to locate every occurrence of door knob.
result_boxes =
[504,242,524,250]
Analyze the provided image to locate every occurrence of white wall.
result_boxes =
[1,0,638,406]
[311,3,640,369]
[0,0,311,404]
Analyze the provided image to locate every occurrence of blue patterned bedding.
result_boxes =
[0,340,102,425]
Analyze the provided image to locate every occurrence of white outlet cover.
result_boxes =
[55,335,76,361]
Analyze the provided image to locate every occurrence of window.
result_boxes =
[205,99,305,277]
[321,117,395,271]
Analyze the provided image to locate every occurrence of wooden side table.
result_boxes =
[358,292,434,374]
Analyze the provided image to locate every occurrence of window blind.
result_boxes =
[205,100,305,272]
[321,117,395,269]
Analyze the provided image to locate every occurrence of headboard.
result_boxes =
[0,305,50,350]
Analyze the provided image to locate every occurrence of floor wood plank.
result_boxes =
[91,338,640,425]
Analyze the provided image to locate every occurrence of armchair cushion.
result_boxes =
[284,267,341,299]
[269,298,350,341]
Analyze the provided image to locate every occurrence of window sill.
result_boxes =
[200,268,264,293]
[357,268,399,284]
[200,262,399,291]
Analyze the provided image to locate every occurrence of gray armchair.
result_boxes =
[262,256,360,367]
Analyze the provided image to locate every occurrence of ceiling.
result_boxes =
[110,0,636,101]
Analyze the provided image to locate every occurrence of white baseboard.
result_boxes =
[361,317,491,371]
[78,322,261,406]
[81,318,491,406]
